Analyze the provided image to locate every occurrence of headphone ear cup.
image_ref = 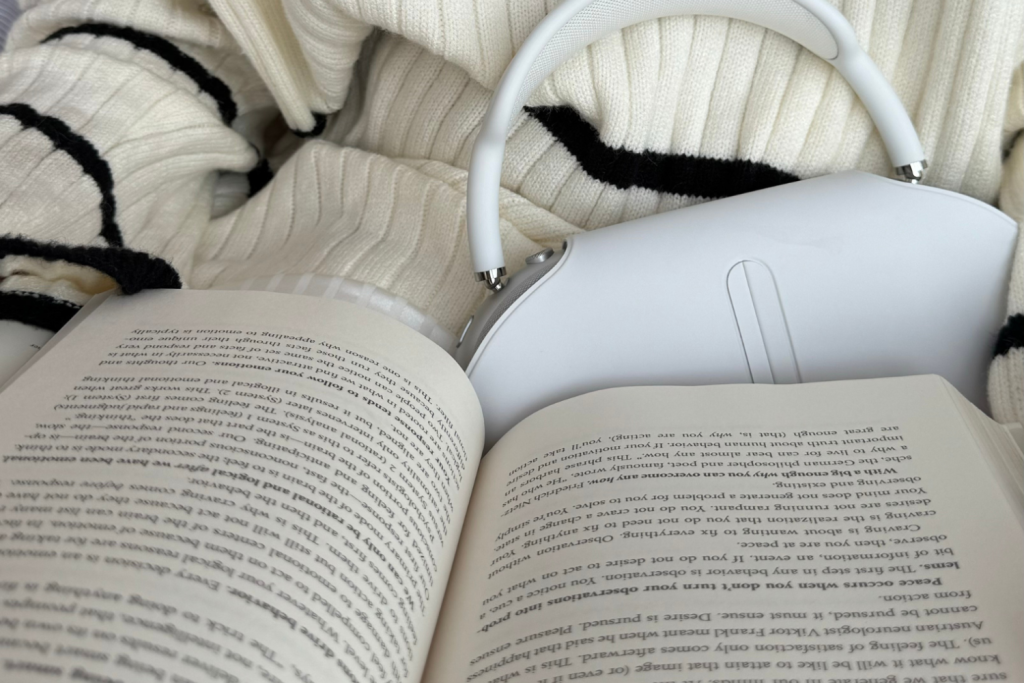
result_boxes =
[457,250,564,368]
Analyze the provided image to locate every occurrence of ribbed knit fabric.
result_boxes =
[0,0,18,48]
[989,64,1024,424]
[0,0,1021,420]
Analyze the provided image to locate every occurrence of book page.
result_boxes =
[0,290,483,683]
[424,377,1023,682]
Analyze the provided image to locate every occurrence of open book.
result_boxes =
[0,289,1021,683]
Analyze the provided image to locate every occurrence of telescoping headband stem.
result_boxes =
[468,0,928,289]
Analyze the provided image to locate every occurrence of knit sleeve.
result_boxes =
[208,0,373,136]
[0,0,275,330]
[988,63,1024,424]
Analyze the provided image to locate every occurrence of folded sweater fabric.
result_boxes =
[0,0,1021,421]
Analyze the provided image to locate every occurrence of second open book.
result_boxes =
[0,289,1020,683]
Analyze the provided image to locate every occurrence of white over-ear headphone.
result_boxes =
[457,0,1012,448]
[467,0,927,290]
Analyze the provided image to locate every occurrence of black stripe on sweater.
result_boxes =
[0,103,123,247]
[1005,128,1023,161]
[0,291,81,332]
[0,236,181,294]
[290,113,328,138]
[994,313,1024,357]
[525,105,798,199]
[44,22,238,125]
[247,157,273,197]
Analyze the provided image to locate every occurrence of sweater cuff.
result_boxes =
[0,236,180,331]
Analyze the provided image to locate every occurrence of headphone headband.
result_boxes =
[468,0,927,286]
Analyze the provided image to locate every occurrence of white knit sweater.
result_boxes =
[0,0,1021,420]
